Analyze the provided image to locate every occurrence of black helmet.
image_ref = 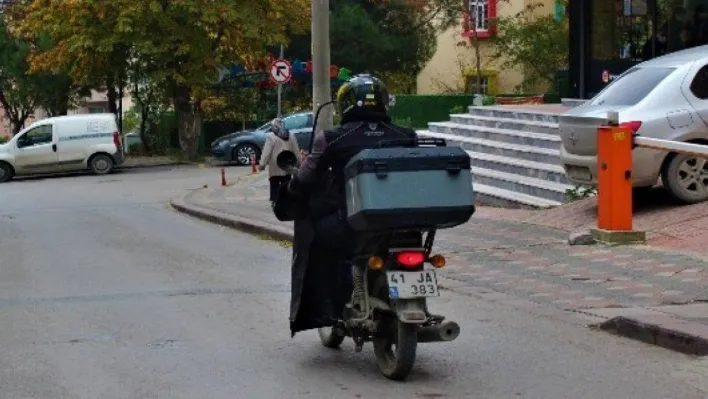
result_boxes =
[336,74,390,120]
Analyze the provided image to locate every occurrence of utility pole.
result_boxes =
[277,44,284,118]
[311,0,333,131]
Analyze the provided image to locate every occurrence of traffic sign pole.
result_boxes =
[270,57,292,120]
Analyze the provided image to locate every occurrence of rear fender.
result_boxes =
[392,298,428,324]
[368,296,427,324]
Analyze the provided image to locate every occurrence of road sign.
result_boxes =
[270,59,292,84]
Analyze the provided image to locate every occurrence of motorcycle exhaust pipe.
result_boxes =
[417,321,460,343]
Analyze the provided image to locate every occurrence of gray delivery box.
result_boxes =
[344,146,475,232]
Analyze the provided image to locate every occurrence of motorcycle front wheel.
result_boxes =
[373,313,417,381]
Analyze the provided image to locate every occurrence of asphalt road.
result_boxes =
[1,165,708,399]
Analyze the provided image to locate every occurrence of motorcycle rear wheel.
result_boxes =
[373,315,417,381]
[318,326,346,349]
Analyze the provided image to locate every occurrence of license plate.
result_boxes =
[386,270,439,299]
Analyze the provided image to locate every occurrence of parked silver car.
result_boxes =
[560,45,708,204]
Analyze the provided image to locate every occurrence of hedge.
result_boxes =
[388,93,561,129]
[389,94,474,129]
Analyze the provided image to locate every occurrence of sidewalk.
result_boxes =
[171,172,708,355]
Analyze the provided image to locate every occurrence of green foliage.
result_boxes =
[289,0,435,83]
[565,185,597,202]
[127,142,144,155]
[490,2,569,91]
[15,0,311,161]
[0,136,7,144]
[122,107,140,133]
[482,95,496,106]
[0,18,38,134]
[449,104,466,114]
[392,117,414,128]
[389,94,473,128]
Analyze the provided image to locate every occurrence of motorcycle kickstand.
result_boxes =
[353,333,365,353]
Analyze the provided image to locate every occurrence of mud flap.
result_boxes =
[392,298,428,324]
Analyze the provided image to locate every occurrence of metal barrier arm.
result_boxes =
[634,136,708,157]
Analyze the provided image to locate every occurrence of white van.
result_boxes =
[0,113,125,182]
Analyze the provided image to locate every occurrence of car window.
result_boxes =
[588,67,676,106]
[283,114,310,130]
[17,125,53,148]
[690,65,708,99]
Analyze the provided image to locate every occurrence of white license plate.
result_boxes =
[386,270,439,299]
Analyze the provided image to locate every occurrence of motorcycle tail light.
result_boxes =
[395,251,425,268]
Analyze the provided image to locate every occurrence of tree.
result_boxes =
[0,19,36,134]
[372,0,488,93]
[490,2,568,91]
[288,0,436,92]
[14,0,311,160]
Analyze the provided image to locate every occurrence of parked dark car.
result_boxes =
[210,111,314,165]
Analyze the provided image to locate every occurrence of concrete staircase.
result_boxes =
[418,105,574,209]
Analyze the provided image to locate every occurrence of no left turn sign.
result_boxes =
[270,59,292,84]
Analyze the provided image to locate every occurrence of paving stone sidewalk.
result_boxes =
[175,172,708,354]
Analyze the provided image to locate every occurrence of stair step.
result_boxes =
[467,105,561,123]
[466,150,568,184]
[428,121,560,150]
[472,166,572,203]
[449,113,559,135]
[419,130,561,165]
[474,183,562,209]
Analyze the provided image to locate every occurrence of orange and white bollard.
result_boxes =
[596,123,633,231]
[592,111,645,244]
[221,168,226,186]
[250,155,257,174]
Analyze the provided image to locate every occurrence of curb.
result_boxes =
[119,162,190,170]
[170,198,294,243]
[592,315,708,356]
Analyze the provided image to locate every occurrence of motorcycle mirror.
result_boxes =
[308,100,337,153]
[277,150,299,174]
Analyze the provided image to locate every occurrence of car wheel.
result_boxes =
[233,144,260,166]
[661,152,708,204]
[0,162,13,183]
[89,153,115,175]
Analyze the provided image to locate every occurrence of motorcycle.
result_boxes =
[273,101,471,381]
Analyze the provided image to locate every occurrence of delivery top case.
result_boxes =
[344,146,475,232]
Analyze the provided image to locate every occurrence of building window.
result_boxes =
[462,0,496,39]
[466,76,489,94]
[88,107,104,114]
[463,67,498,95]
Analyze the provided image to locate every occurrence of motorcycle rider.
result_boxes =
[284,74,418,335]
